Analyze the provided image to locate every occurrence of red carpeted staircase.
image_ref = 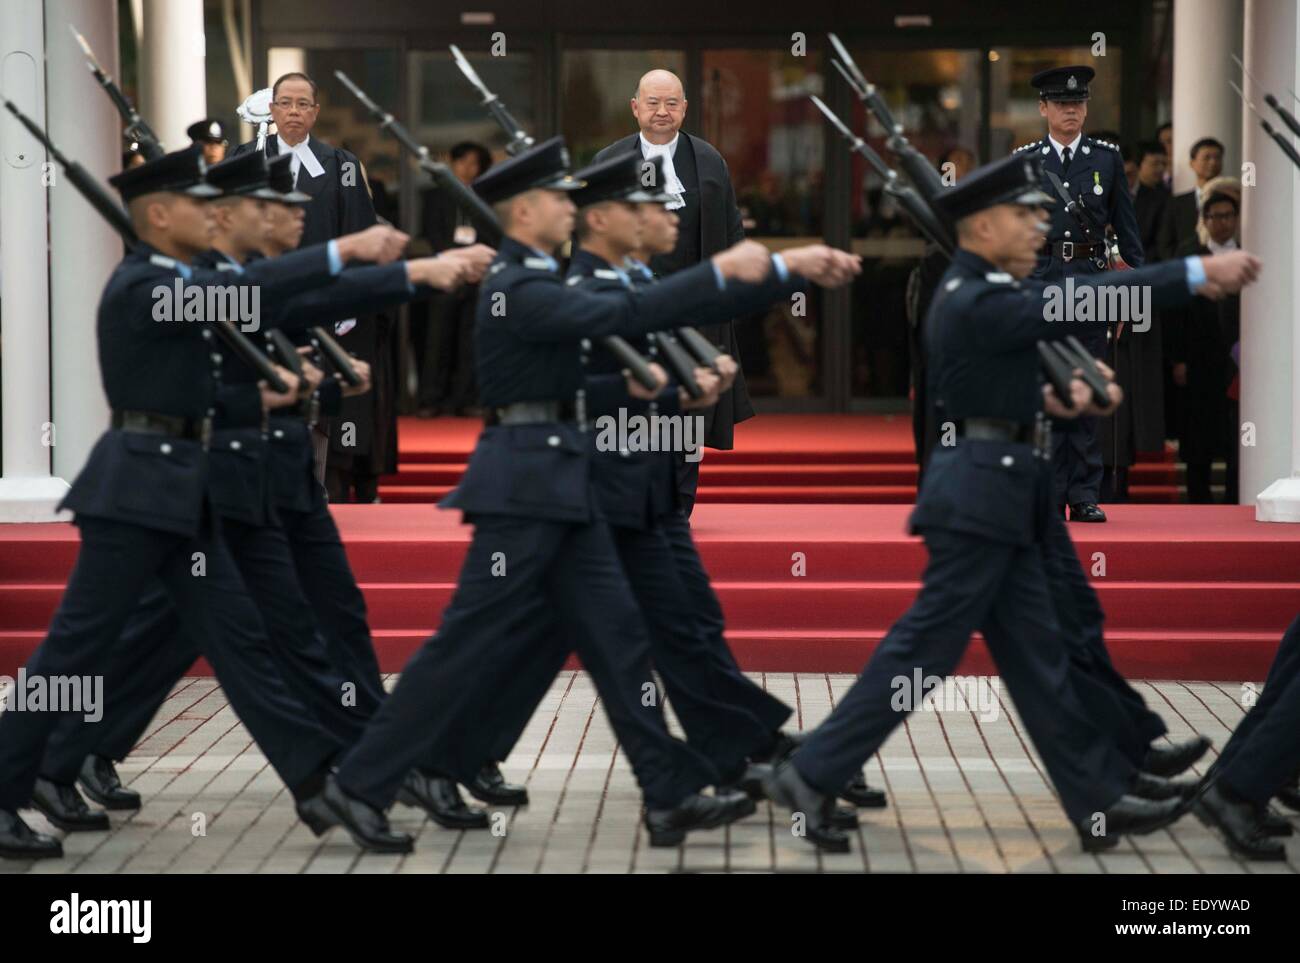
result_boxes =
[378,414,1183,504]
[1,499,1296,681]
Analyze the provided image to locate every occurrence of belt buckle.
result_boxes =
[1060,240,1074,261]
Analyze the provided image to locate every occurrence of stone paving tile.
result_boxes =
[2,675,1296,874]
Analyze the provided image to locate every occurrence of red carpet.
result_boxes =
[1,501,1296,681]
[380,414,1182,504]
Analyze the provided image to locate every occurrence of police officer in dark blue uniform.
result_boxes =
[33,151,492,832]
[0,145,417,859]
[436,154,863,818]
[316,137,794,853]
[764,153,1261,853]
[1016,65,1143,523]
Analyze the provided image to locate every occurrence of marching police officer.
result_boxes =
[33,151,492,834]
[437,154,863,814]
[316,137,790,854]
[0,145,416,859]
[764,153,1261,853]
[1016,65,1143,523]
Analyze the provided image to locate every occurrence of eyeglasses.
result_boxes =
[1203,211,1236,222]
[273,99,317,111]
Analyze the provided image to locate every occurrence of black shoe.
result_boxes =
[77,755,141,811]
[644,791,755,847]
[321,775,413,854]
[466,762,528,807]
[397,771,489,830]
[0,808,62,860]
[1077,794,1187,853]
[721,763,772,801]
[1130,771,1199,802]
[1194,783,1285,861]
[1069,502,1107,523]
[1260,806,1294,838]
[31,777,110,833]
[840,772,888,808]
[829,803,860,830]
[295,792,336,837]
[1274,783,1300,813]
[1143,735,1212,778]
[763,762,850,853]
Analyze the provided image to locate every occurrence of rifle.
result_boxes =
[828,33,947,203]
[309,326,364,387]
[3,99,289,394]
[70,25,164,160]
[433,60,667,391]
[449,45,535,156]
[333,70,502,243]
[811,95,954,256]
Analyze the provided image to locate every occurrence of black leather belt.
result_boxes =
[956,417,1034,444]
[485,400,577,426]
[1048,240,1106,262]
[112,409,212,444]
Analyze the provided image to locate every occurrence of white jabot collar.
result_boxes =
[638,132,684,209]
[277,134,325,180]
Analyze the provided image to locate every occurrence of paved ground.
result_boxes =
[3,673,1296,874]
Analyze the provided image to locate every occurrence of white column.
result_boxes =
[1170,0,1243,193]
[45,0,117,482]
[0,0,68,521]
[139,0,206,152]
[1243,0,1300,521]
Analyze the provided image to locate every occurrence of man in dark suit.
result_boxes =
[1168,192,1242,503]
[418,141,493,416]
[1157,136,1224,260]
[593,69,749,516]
[1132,141,1170,260]
[230,71,385,502]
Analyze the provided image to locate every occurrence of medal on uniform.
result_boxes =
[1093,171,1103,195]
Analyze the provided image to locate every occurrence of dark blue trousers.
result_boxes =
[1041,511,1167,765]
[1216,614,1300,804]
[792,526,1132,824]
[278,487,387,715]
[335,514,718,810]
[39,514,369,784]
[472,519,775,783]
[0,516,338,809]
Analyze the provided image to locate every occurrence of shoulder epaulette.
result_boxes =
[522,257,556,271]
[149,254,178,270]
[1088,137,1120,152]
[565,275,582,286]
[593,269,621,281]
[1013,140,1041,154]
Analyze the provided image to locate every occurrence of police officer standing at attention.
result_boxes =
[1015,65,1143,523]
[764,154,1261,853]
